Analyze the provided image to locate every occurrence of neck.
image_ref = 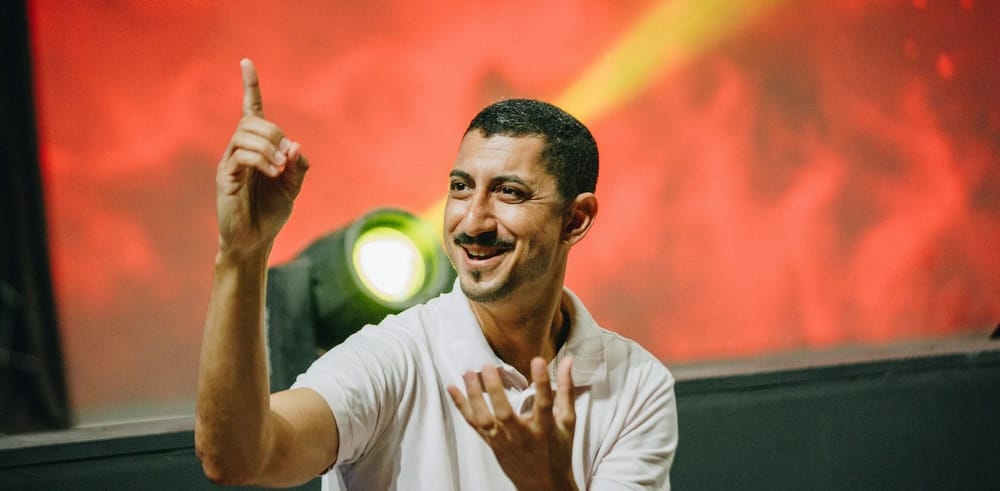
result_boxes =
[471,289,570,378]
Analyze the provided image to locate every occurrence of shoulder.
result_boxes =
[599,329,675,388]
[323,287,463,361]
[564,288,674,390]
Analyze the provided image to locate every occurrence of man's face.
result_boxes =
[443,131,568,304]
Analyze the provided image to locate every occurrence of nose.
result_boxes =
[457,192,496,237]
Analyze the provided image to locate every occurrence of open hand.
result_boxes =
[215,59,308,256]
[448,356,578,491]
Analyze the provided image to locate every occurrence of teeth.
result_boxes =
[467,248,502,259]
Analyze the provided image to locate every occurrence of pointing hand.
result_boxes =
[215,59,309,257]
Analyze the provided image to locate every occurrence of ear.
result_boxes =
[562,193,598,246]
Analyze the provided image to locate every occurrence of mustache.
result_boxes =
[453,232,514,249]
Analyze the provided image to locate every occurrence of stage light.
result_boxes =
[264,208,455,390]
[352,226,425,304]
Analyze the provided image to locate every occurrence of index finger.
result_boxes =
[553,356,575,430]
[241,58,264,117]
[530,357,555,426]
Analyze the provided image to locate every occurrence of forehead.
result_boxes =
[451,132,548,178]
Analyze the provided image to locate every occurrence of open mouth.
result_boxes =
[453,233,514,263]
[463,246,509,261]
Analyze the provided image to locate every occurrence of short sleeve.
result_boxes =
[291,318,416,466]
[590,358,679,490]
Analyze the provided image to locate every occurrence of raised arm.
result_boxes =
[194,59,338,487]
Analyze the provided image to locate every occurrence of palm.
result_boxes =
[448,357,578,490]
[217,165,290,248]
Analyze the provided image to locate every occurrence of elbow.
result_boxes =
[196,445,256,486]
[198,457,233,486]
[200,464,249,487]
[194,426,258,486]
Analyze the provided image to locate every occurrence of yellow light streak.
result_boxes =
[558,0,789,122]
[421,0,792,233]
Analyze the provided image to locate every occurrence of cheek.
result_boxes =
[498,203,555,227]
[493,205,531,230]
[539,218,569,249]
[442,202,462,232]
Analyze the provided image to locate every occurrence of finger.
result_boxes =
[241,58,264,117]
[282,143,309,199]
[230,148,280,178]
[530,357,555,428]
[238,116,286,144]
[283,141,309,183]
[554,356,576,431]
[462,371,496,429]
[229,132,288,168]
[286,141,304,169]
[480,365,515,424]
[446,385,476,424]
[278,137,292,154]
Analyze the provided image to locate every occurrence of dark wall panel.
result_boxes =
[673,351,1000,490]
[2,351,998,490]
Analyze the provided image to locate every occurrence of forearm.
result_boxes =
[195,248,274,484]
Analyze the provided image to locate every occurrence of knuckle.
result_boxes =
[494,409,515,423]
[233,150,266,169]
[229,147,247,161]
[265,127,285,143]
[535,397,553,410]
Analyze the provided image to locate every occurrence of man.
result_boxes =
[196,59,678,490]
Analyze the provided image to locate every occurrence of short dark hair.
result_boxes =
[464,99,598,201]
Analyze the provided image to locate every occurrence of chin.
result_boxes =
[458,275,512,303]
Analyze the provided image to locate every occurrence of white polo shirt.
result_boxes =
[292,285,677,490]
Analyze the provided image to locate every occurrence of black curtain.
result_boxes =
[0,0,72,433]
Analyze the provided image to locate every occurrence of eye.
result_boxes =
[449,180,471,196]
[497,186,527,201]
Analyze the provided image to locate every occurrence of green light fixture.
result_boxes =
[265,208,455,390]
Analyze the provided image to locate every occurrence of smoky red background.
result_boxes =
[28,0,1000,419]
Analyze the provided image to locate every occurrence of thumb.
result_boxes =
[282,141,309,197]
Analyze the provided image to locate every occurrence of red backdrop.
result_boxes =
[28,0,1000,419]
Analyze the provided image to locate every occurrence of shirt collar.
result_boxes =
[559,287,608,386]
[441,281,607,387]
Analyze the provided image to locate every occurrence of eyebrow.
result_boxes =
[449,170,529,187]
[492,175,529,187]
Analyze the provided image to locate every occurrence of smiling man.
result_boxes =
[196,59,678,490]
